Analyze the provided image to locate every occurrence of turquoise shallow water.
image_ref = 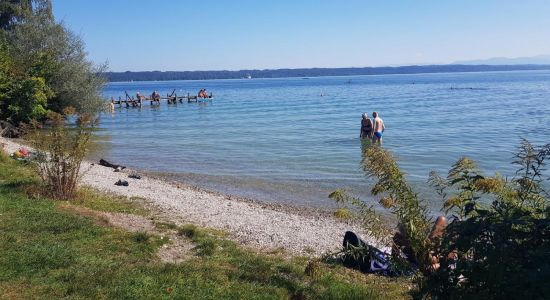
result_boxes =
[99,70,550,210]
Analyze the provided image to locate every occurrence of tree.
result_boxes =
[8,15,106,114]
[0,0,52,30]
[0,0,105,124]
[0,32,51,124]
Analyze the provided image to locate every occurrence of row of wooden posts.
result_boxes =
[112,90,213,107]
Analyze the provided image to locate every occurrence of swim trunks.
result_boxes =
[374,132,383,138]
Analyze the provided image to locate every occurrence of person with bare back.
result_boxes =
[372,111,385,145]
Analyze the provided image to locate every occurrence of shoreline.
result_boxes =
[1,137,371,256]
[143,170,341,220]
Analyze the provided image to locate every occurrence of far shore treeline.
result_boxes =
[105,64,550,82]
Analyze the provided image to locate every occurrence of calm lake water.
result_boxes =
[99,70,550,210]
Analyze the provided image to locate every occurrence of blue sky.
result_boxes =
[52,0,550,71]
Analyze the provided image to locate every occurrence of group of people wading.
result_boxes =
[360,111,385,144]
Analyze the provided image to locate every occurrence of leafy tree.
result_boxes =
[0,0,52,30]
[7,15,106,114]
[0,0,105,124]
[0,32,51,124]
[4,76,51,123]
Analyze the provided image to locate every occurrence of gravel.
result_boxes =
[1,137,373,256]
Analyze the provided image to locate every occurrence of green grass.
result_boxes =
[72,187,148,216]
[0,153,411,299]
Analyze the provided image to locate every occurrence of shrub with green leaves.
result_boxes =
[333,140,550,298]
[421,140,550,299]
[26,107,98,200]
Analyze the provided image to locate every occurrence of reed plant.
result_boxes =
[330,145,433,272]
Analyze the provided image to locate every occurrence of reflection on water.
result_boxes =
[98,71,550,210]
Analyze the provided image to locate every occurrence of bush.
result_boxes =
[25,107,98,200]
[332,141,550,298]
[421,140,550,299]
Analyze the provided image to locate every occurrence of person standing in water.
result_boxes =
[372,111,385,144]
[360,113,373,139]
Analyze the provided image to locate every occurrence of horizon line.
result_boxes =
[106,63,550,74]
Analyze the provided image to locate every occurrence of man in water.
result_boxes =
[372,111,385,144]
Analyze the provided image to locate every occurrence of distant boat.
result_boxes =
[245,74,252,79]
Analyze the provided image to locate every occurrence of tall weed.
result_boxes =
[25,107,97,200]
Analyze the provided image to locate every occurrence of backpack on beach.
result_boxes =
[342,231,390,274]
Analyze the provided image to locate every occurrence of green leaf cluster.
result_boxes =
[0,1,105,125]
[422,140,550,299]
[332,140,550,298]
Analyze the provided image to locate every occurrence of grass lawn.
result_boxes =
[0,153,412,299]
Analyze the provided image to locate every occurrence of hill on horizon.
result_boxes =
[104,64,550,82]
[454,54,550,65]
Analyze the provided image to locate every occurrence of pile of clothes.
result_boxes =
[11,147,33,161]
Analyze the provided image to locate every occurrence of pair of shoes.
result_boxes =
[128,174,141,179]
[115,180,129,186]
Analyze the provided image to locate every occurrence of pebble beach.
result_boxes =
[1,137,369,256]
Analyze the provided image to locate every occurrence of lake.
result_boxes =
[99,70,550,211]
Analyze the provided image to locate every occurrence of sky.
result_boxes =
[52,0,550,72]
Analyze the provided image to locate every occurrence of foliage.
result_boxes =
[7,14,106,114]
[421,140,550,299]
[0,0,52,30]
[25,108,98,200]
[330,189,394,247]
[330,145,433,272]
[4,76,52,123]
[332,141,550,298]
[0,1,106,125]
[1,36,52,124]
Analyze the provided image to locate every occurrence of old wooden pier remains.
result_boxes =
[113,90,213,108]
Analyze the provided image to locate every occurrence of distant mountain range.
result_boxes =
[454,55,550,65]
[104,64,550,82]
